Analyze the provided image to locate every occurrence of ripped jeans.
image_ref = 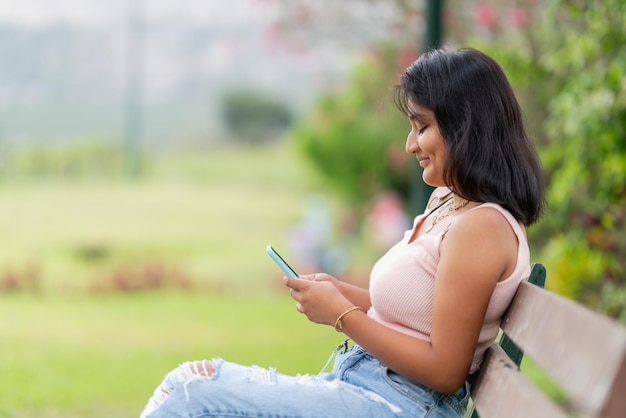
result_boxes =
[140,342,470,418]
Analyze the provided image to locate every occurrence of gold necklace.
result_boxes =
[450,199,469,211]
[425,198,469,233]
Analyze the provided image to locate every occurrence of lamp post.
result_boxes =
[424,0,443,52]
[124,0,145,178]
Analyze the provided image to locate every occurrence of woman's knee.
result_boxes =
[176,360,215,379]
[140,359,218,418]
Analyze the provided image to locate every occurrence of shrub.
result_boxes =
[291,46,413,216]
[474,0,626,321]
[221,89,293,142]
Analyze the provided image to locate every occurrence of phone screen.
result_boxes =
[266,245,299,278]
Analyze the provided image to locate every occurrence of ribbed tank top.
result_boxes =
[367,198,530,373]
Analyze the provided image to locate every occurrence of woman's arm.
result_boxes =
[285,207,518,393]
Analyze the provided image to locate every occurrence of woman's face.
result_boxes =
[405,103,447,187]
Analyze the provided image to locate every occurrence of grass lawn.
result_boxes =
[0,141,334,295]
[0,141,353,417]
[0,292,345,417]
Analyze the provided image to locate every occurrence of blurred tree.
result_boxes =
[276,0,463,221]
[291,46,412,218]
[472,0,626,320]
[221,90,293,142]
[265,1,423,53]
[539,0,626,320]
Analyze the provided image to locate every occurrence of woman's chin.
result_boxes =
[421,173,444,188]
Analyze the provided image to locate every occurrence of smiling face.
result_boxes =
[405,103,447,187]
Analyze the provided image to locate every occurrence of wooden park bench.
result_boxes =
[468,263,626,418]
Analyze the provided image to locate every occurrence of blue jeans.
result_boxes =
[140,342,470,418]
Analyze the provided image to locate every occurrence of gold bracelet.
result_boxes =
[334,306,362,333]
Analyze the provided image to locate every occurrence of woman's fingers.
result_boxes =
[283,276,308,291]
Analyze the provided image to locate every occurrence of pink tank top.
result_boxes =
[367,198,530,373]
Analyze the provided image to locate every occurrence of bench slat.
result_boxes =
[471,343,567,418]
[502,280,626,417]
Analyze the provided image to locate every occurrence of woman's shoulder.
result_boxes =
[442,203,521,279]
[467,203,526,236]
[446,203,523,250]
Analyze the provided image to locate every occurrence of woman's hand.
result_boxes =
[298,273,373,313]
[301,273,340,286]
[283,275,353,326]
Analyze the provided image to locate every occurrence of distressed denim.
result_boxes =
[140,342,469,418]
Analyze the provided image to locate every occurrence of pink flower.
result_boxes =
[474,3,498,29]
[508,6,529,28]
[398,50,418,71]
[263,23,281,50]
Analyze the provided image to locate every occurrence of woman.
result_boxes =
[140,48,545,418]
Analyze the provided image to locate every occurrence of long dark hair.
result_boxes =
[393,48,545,225]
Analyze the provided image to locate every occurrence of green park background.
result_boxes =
[0,0,625,416]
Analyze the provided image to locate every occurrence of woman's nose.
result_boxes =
[405,130,418,154]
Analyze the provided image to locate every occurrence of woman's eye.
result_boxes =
[418,126,428,135]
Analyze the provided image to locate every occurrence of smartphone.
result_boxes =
[266,245,299,278]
